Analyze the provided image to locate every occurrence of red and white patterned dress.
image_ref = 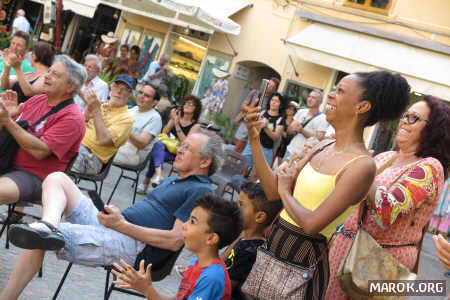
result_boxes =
[325,151,445,300]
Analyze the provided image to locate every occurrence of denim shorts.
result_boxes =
[56,196,145,267]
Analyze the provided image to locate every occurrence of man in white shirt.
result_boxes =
[286,89,329,158]
[141,54,172,95]
[74,54,109,111]
[114,84,162,166]
[11,9,30,35]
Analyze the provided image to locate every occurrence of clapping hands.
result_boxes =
[0,90,22,123]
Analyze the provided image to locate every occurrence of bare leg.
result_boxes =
[154,166,162,178]
[0,172,83,300]
[0,177,20,205]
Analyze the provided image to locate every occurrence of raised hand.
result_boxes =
[84,88,102,115]
[0,90,22,122]
[2,48,11,68]
[112,259,153,294]
[9,51,24,69]
[242,99,263,140]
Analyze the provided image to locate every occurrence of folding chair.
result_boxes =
[52,247,184,300]
[210,149,247,200]
[107,151,153,205]
[67,154,116,197]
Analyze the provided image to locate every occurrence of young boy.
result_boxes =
[222,181,282,300]
[111,194,243,300]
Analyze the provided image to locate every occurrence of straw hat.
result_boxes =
[212,66,230,78]
[289,101,300,109]
[101,32,118,44]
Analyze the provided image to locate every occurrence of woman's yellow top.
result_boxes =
[280,156,368,239]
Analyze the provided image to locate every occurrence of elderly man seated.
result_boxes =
[72,74,135,174]
[73,54,109,111]
[0,55,86,211]
[2,130,224,300]
[114,84,162,166]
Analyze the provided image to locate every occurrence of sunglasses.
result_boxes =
[400,112,428,124]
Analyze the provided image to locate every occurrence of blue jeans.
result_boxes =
[242,143,273,167]
[145,141,175,178]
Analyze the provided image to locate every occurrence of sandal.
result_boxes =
[136,183,149,195]
[0,211,23,224]
[8,220,65,251]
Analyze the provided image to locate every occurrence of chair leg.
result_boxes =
[4,203,17,249]
[132,170,140,205]
[38,266,43,278]
[52,262,73,300]
[104,268,114,300]
[107,169,124,205]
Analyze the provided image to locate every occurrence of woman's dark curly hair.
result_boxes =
[354,71,410,127]
[180,94,202,122]
[265,92,287,114]
[33,42,56,67]
[416,95,450,178]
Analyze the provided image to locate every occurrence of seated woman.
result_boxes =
[2,41,55,103]
[243,71,411,299]
[242,92,286,181]
[137,95,202,193]
[326,95,449,299]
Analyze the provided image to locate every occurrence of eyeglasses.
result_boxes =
[137,90,153,98]
[111,83,131,94]
[184,101,196,107]
[178,142,200,154]
[400,112,428,124]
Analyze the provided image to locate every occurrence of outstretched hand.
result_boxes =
[241,99,263,140]
[433,234,450,270]
[112,259,153,294]
[0,90,22,123]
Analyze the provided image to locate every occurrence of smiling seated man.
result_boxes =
[1,130,224,300]
[0,55,86,216]
[72,74,135,174]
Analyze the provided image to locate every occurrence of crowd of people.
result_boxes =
[0,28,449,300]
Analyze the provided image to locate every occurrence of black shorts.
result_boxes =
[1,167,43,204]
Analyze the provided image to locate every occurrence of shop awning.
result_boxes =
[100,0,250,35]
[285,23,450,101]
[29,0,100,18]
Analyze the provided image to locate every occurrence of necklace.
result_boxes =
[316,142,365,170]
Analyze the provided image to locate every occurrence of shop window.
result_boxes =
[196,50,232,99]
[345,0,392,13]
[283,80,321,108]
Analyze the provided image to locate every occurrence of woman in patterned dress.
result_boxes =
[325,95,450,299]
[201,66,229,119]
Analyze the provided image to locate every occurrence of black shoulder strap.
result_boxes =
[301,111,322,128]
[32,98,74,127]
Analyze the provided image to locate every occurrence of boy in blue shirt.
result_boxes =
[112,194,242,300]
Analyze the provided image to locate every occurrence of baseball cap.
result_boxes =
[114,74,136,91]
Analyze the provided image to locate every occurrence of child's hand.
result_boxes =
[112,259,153,294]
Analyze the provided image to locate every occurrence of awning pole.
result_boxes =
[225,34,238,57]
[288,55,299,77]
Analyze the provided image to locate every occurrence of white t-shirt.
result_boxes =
[74,76,109,111]
[12,16,30,34]
[286,108,329,156]
[115,107,162,165]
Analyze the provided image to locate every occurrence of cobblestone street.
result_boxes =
[0,165,448,299]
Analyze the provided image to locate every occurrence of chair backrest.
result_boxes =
[219,149,246,176]
[151,247,184,282]
[69,154,116,181]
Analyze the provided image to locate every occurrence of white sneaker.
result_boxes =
[151,176,162,187]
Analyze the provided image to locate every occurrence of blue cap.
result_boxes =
[114,74,136,90]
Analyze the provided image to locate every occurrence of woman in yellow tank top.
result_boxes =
[243,71,411,299]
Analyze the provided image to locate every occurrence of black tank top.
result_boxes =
[12,76,40,104]
[170,121,196,139]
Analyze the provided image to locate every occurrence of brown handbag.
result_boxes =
[336,155,426,299]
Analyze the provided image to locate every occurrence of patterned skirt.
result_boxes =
[266,217,330,300]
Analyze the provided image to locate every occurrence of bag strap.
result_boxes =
[301,111,321,128]
[31,98,74,127]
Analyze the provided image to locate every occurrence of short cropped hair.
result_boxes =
[120,44,129,51]
[33,42,55,67]
[270,77,280,90]
[312,89,323,100]
[145,85,160,101]
[199,129,225,176]
[84,54,102,71]
[12,30,30,49]
[240,181,282,227]
[53,55,87,94]
[194,194,242,249]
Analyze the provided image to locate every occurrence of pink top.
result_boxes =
[343,151,444,246]
[13,94,86,180]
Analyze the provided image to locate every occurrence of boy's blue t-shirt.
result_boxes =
[176,257,231,300]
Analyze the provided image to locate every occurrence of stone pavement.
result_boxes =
[0,164,449,299]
